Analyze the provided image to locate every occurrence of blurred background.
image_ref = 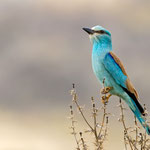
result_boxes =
[0,0,150,149]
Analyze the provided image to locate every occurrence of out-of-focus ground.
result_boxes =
[0,0,150,149]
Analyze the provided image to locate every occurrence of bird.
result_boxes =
[83,25,150,135]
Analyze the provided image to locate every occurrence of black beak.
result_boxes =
[82,28,94,34]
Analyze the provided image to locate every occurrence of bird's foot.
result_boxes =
[101,94,112,104]
[100,87,113,94]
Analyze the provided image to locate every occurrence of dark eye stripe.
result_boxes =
[95,30,108,35]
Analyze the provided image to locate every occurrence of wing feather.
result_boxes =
[109,52,138,99]
[104,52,144,115]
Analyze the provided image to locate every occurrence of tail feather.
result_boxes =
[121,86,150,135]
[129,98,150,135]
[122,86,145,116]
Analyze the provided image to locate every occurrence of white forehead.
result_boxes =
[91,25,105,31]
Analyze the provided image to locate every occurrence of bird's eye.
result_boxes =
[100,30,105,34]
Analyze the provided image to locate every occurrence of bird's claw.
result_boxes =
[100,87,112,94]
[101,94,112,104]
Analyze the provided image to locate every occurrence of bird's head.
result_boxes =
[83,25,111,45]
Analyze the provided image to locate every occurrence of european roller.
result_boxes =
[83,25,150,135]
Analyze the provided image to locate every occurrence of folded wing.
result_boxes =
[103,52,144,115]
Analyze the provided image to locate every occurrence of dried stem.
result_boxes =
[140,133,143,150]
[75,100,94,131]
[143,130,147,150]
[98,78,107,138]
[98,103,106,138]
[143,104,147,150]
[124,134,128,150]
[80,132,87,150]
[71,84,94,132]
[91,97,99,144]
[119,99,134,150]
[70,83,109,150]
[69,105,80,150]
[134,116,138,148]
[103,116,109,140]
[69,83,150,150]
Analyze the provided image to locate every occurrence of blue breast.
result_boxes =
[92,47,111,86]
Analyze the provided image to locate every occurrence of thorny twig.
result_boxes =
[80,132,88,150]
[98,78,108,138]
[143,104,147,150]
[71,83,94,132]
[91,97,98,144]
[119,99,134,150]
[134,116,138,148]
[103,116,109,142]
[70,82,109,149]
[69,105,80,150]
[69,83,150,150]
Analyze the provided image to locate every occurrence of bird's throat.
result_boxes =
[92,41,112,58]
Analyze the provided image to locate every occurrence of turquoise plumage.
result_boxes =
[83,25,150,135]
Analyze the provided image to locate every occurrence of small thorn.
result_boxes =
[72,83,75,89]
[119,98,121,103]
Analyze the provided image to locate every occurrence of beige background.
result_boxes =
[0,0,150,149]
